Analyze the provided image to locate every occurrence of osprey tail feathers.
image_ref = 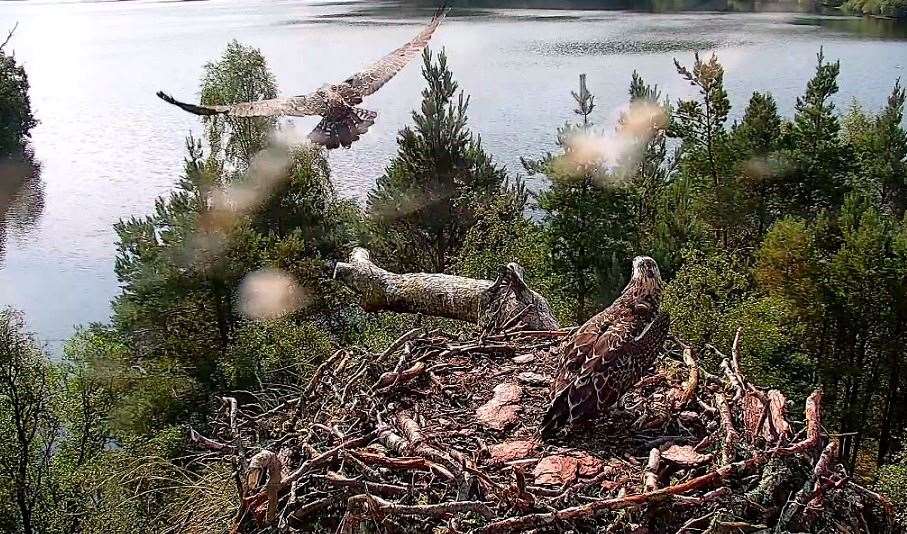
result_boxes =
[539,378,597,438]
[308,107,377,149]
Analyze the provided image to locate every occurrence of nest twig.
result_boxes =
[186,324,894,533]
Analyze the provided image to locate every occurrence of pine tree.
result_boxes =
[0,26,37,157]
[673,52,730,188]
[620,71,675,254]
[735,92,782,157]
[671,52,739,248]
[366,49,520,273]
[756,194,907,467]
[526,74,635,322]
[845,80,907,217]
[733,91,785,237]
[784,49,849,216]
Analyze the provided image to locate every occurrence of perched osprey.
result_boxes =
[540,256,670,438]
[156,6,447,149]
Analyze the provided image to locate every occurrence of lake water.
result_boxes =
[0,0,905,353]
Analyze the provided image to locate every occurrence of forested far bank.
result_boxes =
[1,24,907,534]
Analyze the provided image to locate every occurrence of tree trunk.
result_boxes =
[333,248,559,331]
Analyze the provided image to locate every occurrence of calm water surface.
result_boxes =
[0,0,905,352]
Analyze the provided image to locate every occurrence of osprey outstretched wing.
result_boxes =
[156,5,447,149]
[329,5,447,104]
[540,256,670,438]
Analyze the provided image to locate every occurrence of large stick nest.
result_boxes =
[194,322,896,533]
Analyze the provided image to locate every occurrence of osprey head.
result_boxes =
[631,256,663,289]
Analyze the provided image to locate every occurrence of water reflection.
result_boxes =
[0,151,44,266]
[791,14,907,39]
[397,0,814,14]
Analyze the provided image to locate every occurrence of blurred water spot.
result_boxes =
[239,268,310,320]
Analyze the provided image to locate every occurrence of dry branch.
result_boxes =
[334,248,558,330]
[199,284,889,534]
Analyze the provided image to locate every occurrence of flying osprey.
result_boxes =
[540,256,670,438]
[156,6,447,149]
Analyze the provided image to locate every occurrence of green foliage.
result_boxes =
[843,81,907,216]
[671,52,753,249]
[0,29,37,157]
[756,195,907,465]
[525,74,639,322]
[621,72,677,260]
[662,250,752,353]
[64,325,196,437]
[0,310,61,534]
[107,42,358,436]
[452,195,574,324]
[225,318,332,389]
[200,40,278,169]
[6,41,907,531]
[842,0,907,17]
[875,456,907,528]
[730,91,787,237]
[111,137,356,430]
[782,49,849,216]
[366,49,522,273]
[71,427,236,534]
[673,52,731,186]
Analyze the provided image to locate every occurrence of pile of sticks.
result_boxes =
[190,324,895,533]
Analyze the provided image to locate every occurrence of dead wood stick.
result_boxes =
[714,392,740,464]
[379,328,424,361]
[334,248,557,329]
[767,389,792,440]
[678,347,699,408]
[286,497,333,526]
[479,455,767,533]
[349,493,496,521]
[642,448,661,492]
[281,431,379,489]
[340,360,369,404]
[294,349,346,424]
[500,304,533,332]
[805,437,839,510]
[350,450,456,480]
[303,349,345,400]
[373,362,426,392]
[377,426,409,456]
[673,486,732,506]
[490,329,572,340]
[847,480,895,515]
[730,327,748,391]
[0,23,17,51]
[778,389,822,455]
[315,472,409,497]
[246,450,282,524]
[720,359,746,401]
[558,466,617,500]
[254,397,299,422]
[394,412,465,476]
[189,426,235,453]
[221,396,247,475]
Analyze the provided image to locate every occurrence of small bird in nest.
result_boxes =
[157,5,447,149]
[540,256,670,438]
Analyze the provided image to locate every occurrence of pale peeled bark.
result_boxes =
[333,248,559,331]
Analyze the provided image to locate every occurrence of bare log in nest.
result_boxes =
[333,247,559,330]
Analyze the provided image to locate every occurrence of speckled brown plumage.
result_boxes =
[540,256,670,438]
[156,6,446,149]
